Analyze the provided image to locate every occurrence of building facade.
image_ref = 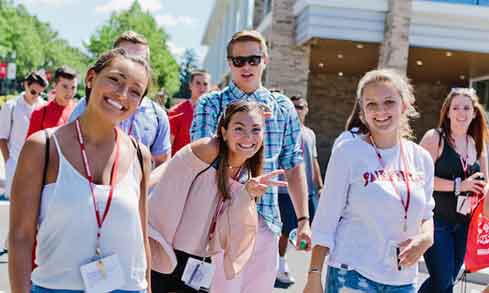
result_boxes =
[202,0,489,169]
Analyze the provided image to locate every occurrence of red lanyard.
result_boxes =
[459,135,469,178]
[370,136,411,232]
[75,119,120,255]
[207,199,225,242]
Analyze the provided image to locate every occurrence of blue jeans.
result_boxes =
[31,284,146,293]
[326,266,416,293]
[419,217,469,293]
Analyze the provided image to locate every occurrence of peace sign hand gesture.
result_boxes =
[245,169,288,199]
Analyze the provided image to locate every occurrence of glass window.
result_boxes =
[421,0,489,6]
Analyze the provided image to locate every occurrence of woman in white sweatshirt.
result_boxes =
[303,69,435,293]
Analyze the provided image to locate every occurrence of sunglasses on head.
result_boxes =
[229,55,262,68]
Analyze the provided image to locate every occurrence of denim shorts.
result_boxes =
[326,266,415,293]
[31,284,146,293]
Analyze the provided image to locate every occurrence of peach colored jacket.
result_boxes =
[148,145,258,280]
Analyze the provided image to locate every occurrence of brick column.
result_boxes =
[378,0,413,73]
[265,0,310,98]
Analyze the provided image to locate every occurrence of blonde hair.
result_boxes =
[226,30,268,58]
[356,68,419,138]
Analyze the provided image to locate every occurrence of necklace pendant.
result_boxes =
[403,219,408,232]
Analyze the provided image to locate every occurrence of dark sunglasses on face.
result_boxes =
[294,105,306,110]
[30,89,41,97]
[229,55,262,67]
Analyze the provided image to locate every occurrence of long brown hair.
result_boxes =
[438,88,488,159]
[345,99,368,133]
[215,100,266,199]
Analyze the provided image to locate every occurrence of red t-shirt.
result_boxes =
[168,100,194,156]
[26,99,76,138]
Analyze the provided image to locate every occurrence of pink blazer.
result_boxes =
[148,145,258,279]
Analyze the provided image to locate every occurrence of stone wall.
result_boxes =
[378,0,412,72]
[265,0,310,98]
[306,72,450,172]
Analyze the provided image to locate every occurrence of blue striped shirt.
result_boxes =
[190,81,303,234]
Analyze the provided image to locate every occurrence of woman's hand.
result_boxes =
[303,273,323,293]
[398,232,433,268]
[245,169,287,199]
[461,172,486,194]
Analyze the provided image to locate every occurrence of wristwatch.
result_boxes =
[454,177,461,196]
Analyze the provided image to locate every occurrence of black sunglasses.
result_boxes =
[30,89,41,97]
[229,55,262,68]
[294,105,306,110]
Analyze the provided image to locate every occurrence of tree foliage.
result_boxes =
[175,49,199,99]
[85,1,180,96]
[0,0,89,85]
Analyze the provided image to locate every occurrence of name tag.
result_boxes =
[80,254,125,293]
[181,257,215,291]
[457,196,471,215]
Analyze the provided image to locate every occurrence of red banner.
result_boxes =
[0,63,7,79]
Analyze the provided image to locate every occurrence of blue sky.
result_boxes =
[14,0,215,64]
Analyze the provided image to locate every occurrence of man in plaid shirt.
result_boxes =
[191,30,311,292]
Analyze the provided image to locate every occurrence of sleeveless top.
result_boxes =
[433,132,480,224]
[31,133,147,291]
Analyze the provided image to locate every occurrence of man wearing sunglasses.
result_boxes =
[191,30,311,292]
[0,71,48,199]
[276,96,323,287]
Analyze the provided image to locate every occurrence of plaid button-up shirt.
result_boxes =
[190,81,303,234]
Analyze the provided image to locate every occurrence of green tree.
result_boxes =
[0,0,89,94]
[85,1,180,96]
[175,49,199,99]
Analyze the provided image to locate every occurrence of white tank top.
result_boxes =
[31,133,147,291]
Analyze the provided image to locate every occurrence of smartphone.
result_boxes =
[396,247,402,271]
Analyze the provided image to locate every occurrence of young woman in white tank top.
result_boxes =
[9,48,153,293]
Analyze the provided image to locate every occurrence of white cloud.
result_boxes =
[167,41,186,62]
[155,14,196,27]
[17,0,72,7]
[95,0,163,13]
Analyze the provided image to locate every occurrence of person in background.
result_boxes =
[26,66,78,138]
[168,69,211,156]
[304,69,435,293]
[155,88,169,110]
[419,87,488,293]
[0,71,48,199]
[331,98,368,152]
[191,30,311,292]
[9,48,152,293]
[276,95,323,287]
[69,31,171,167]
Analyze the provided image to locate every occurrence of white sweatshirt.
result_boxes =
[312,138,435,285]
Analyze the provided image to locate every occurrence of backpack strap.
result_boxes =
[130,137,144,175]
[7,103,15,141]
[150,100,161,150]
[42,130,50,187]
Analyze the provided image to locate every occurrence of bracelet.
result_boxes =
[308,268,321,274]
[297,216,310,223]
[454,177,461,196]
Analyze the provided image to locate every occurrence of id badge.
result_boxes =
[457,196,471,215]
[383,241,402,271]
[80,254,125,293]
[181,257,215,291]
